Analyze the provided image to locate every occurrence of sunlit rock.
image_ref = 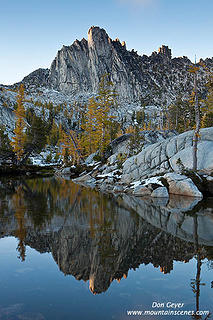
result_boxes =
[164,173,203,198]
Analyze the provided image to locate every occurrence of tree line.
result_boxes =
[0,69,212,167]
[0,75,120,165]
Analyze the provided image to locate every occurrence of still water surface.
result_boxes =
[0,177,213,320]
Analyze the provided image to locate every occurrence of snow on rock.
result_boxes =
[130,180,141,188]
[142,177,163,187]
[97,169,121,179]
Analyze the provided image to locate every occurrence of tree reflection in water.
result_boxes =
[0,177,212,311]
[191,214,212,320]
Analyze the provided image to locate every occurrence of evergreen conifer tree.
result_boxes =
[0,125,13,156]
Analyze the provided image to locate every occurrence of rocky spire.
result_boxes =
[158,45,172,59]
[121,41,126,50]
[88,26,111,49]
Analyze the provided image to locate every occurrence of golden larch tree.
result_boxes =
[81,97,101,155]
[82,74,117,156]
[11,84,26,162]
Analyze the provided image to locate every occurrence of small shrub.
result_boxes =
[93,154,102,162]
[46,153,52,163]
[26,158,33,165]
[176,158,185,172]
[54,153,60,163]
[116,152,127,169]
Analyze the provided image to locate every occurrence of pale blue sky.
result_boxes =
[0,0,213,84]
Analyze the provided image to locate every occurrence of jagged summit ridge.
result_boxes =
[19,26,213,105]
[48,25,174,102]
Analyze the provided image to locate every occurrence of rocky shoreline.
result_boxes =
[1,128,213,202]
[59,127,213,201]
[0,164,56,178]
[71,164,212,199]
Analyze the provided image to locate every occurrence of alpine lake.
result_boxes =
[0,176,213,320]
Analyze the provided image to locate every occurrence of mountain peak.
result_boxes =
[158,45,172,59]
[20,26,210,106]
[88,26,111,48]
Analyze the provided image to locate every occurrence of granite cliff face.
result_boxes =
[121,127,213,182]
[4,25,212,111]
[22,26,213,105]
[12,26,213,105]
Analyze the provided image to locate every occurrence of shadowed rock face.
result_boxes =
[19,26,213,104]
[21,68,49,88]
[0,178,212,294]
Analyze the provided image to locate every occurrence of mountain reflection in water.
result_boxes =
[0,177,213,318]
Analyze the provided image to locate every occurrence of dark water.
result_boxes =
[0,177,213,320]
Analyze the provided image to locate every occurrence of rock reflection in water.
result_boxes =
[0,177,213,298]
